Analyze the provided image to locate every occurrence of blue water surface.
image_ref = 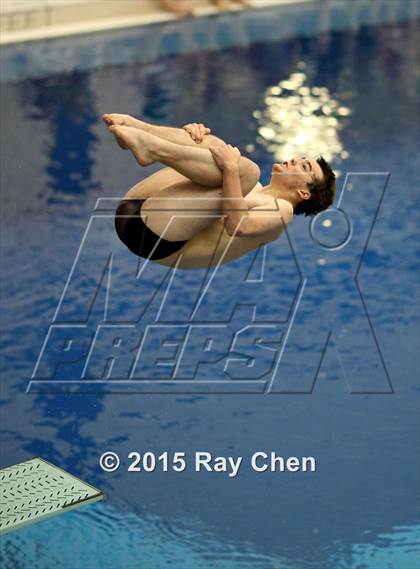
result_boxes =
[0,2,419,568]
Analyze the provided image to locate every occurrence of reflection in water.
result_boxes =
[252,64,350,168]
[21,72,99,200]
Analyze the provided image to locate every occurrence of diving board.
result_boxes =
[0,457,105,534]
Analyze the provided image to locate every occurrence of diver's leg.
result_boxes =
[123,167,190,199]
[103,113,224,149]
[109,125,260,189]
[140,180,249,242]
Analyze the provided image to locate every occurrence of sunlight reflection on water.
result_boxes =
[253,63,351,172]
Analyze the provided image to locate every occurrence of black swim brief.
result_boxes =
[115,198,188,260]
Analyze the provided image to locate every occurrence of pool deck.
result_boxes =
[1,0,418,84]
[0,0,312,45]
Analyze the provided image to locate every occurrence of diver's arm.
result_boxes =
[221,165,251,236]
[209,144,250,236]
[209,144,292,237]
[234,200,293,237]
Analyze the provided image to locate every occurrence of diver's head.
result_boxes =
[270,156,336,216]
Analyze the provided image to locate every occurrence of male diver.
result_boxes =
[103,114,336,270]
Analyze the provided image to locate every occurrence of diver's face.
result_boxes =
[271,158,323,191]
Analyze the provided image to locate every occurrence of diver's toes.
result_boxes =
[109,125,129,149]
[103,114,121,126]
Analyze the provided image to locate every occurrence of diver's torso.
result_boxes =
[154,184,288,270]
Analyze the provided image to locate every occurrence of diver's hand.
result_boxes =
[182,122,211,143]
[209,144,241,171]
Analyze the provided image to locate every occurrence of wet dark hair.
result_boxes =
[294,156,336,217]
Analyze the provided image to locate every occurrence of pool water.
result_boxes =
[1,3,419,568]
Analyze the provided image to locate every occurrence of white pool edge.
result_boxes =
[0,0,313,46]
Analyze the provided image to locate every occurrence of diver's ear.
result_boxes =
[297,188,311,201]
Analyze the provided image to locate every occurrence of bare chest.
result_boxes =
[243,183,272,208]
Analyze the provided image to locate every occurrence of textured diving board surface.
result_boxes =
[0,457,105,534]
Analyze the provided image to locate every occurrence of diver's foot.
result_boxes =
[102,113,145,130]
[109,125,155,166]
